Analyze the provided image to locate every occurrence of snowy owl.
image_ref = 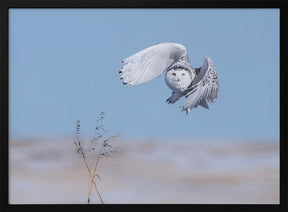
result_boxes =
[119,42,219,114]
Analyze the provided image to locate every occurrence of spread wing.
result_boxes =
[119,42,188,86]
[182,57,219,114]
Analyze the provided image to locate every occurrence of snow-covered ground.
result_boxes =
[9,137,279,204]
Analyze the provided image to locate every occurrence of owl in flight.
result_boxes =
[119,42,219,114]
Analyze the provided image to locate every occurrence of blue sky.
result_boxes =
[9,9,279,141]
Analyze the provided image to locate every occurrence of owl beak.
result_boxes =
[177,78,180,82]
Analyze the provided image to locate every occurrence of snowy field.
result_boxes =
[9,137,279,204]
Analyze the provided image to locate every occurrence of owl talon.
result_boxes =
[166,91,181,104]
[166,98,172,104]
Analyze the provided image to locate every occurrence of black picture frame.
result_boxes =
[1,0,287,211]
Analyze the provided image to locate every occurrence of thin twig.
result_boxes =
[82,154,103,204]
[74,114,115,204]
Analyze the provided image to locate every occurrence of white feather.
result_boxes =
[120,43,187,85]
[182,57,219,114]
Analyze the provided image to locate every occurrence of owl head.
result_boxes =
[165,68,194,93]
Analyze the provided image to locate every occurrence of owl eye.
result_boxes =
[181,73,185,76]
[171,73,176,76]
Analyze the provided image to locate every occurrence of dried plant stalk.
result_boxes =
[74,112,116,204]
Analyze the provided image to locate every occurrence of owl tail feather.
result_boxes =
[199,99,209,109]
